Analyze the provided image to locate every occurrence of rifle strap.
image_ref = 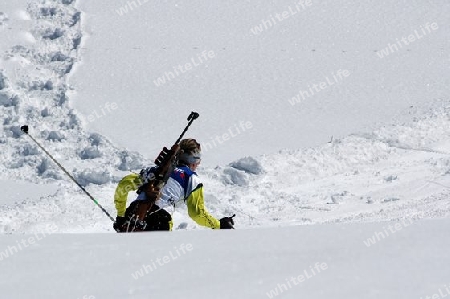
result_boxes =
[136,200,154,221]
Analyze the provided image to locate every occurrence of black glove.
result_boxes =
[220,214,235,229]
[113,216,126,232]
[154,147,172,166]
[154,144,180,167]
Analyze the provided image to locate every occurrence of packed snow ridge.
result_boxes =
[0,1,147,184]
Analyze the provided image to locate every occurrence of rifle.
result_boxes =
[126,111,200,232]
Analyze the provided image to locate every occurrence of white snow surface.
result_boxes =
[1,218,450,299]
[0,0,449,298]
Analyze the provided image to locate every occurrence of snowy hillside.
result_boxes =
[1,218,450,299]
[0,0,449,298]
[72,0,449,166]
[0,0,448,232]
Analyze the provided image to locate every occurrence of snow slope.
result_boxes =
[0,0,448,230]
[0,0,449,298]
[1,218,450,299]
[0,0,448,231]
[71,0,450,166]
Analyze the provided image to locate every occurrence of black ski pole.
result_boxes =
[154,111,200,169]
[20,125,115,222]
[174,111,199,145]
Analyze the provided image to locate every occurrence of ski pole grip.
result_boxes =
[188,111,199,121]
[175,112,200,145]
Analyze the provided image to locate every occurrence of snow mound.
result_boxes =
[229,156,264,175]
[200,102,450,228]
[222,167,249,187]
[0,12,8,26]
[0,70,7,90]
[74,169,111,186]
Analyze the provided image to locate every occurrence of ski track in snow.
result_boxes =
[0,1,449,233]
[0,0,148,233]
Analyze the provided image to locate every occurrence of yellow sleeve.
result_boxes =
[114,173,142,217]
[186,184,220,229]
